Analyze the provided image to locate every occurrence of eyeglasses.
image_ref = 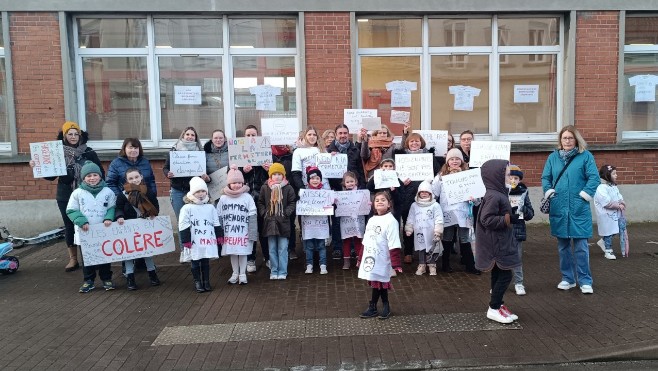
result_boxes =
[561,137,575,141]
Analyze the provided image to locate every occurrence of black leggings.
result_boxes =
[57,200,75,246]
[371,288,389,304]
[490,265,513,309]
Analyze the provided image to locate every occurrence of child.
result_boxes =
[258,163,296,280]
[66,161,117,293]
[217,165,258,284]
[366,158,401,222]
[179,176,221,293]
[508,165,534,295]
[301,167,330,275]
[358,191,402,320]
[594,164,628,259]
[404,179,444,276]
[475,159,520,324]
[340,171,366,270]
[115,167,161,290]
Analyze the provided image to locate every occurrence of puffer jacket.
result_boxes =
[509,182,534,242]
[106,155,157,196]
[203,140,229,175]
[257,182,296,237]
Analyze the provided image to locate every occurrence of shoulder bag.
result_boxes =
[540,153,579,214]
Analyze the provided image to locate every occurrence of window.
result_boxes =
[0,13,14,151]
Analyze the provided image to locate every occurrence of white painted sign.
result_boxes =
[30,141,67,178]
[169,151,206,177]
[227,136,273,167]
[373,169,400,189]
[79,216,175,265]
[344,109,377,133]
[261,118,299,145]
[513,85,539,103]
[174,86,202,105]
[468,141,511,168]
[395,153,434,181]
[415,130,449,157]
[441,168,486,205]
[207,166,228,202]
[296,189,335,216]
[249,85,281,111]
[390,110,410,124]
[361,117,382,131]
[316,153,348,179]
[335,190,372,217]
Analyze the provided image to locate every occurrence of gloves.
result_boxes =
[544,189,556,199]
[183,242,192,249]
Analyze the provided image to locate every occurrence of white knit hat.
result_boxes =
[446,148,464,162]
[189,176,208,195]
[417,179,433,195]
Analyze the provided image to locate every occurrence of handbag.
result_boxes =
[540,153,578,214]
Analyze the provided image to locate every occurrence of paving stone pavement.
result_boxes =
[1,224,658,370]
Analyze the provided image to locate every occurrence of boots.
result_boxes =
[342,258,351,270]
[428,264,437,276]
[191,265,205,293]
[126,273,138,291]
[379,302,391,320]
[201,263,212,291]
[360,301,379,318]
[148,270,161,286]
[415,264,426,276]
[65,246,80,272]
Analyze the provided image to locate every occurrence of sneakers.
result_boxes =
[390,268,397,277]
[604,251,617,260]
[102,280,115,291]
[415,264,426,276]
[79,281,95,293]
[557,281,576,290]
[238,274,248,285]
[228,273,239,284]
[515,284,526,296]
[305,264,313,274]
[597,238,606,253]
[246,260,257,273]
[270,274,277,280]
[404,255,413,264]
[265,260,271,269]
[428,264,437,276]
[320,265,328,275]
[342,258,351,270]
[580,285,594,294]
[332,250,342,260]
[500,305,518,321]
[487,307,514,324]
[277,275,287,280]
[289,250,298,260]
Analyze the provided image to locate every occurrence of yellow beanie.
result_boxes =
[268,163,286,177]
[62,121,81,134]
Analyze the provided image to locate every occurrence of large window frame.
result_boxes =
[356,14,564,142]
[73,14,301,150]
[0,12,16,153]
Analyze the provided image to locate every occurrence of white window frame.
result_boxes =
[0,12,14,153]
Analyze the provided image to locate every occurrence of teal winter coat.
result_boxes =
[541,149,600,239]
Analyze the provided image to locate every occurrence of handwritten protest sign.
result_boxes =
[301,216,331,239]
[316,153,347,178]
[468,141,511,168]
[361,117,382,131]
[30,141,67,178]
[441,168,486,205]
[261,118,299,145]
[390,110,410,124]
[79,216,175,265]
[509,194,525,219]
[207,166,228,202]
[344,109,377,133]
[174,86,202,105]
[228,136,273,167]
[169,151,206,177]
[395,153,434,181]
[373,169,400,189]
[335,190,372,217]
[296,189,335,216]
[415,130,449,157]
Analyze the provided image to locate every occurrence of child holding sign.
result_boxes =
[358,191,402,320]
[179,177,221,293]
[404,180,444,276]
[340,171,367,270]
[508,165,534,295]
[366,158,401,222]
[66,161,117,293]
[302,167,331,275]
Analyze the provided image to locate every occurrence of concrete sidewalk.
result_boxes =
[1,224,658,370]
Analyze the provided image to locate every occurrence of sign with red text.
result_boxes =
[78,216,175,265]
[30,141,67,178]
[227,136,273,167]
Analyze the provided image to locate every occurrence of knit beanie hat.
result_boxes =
[417,179,433,195]
[227,164,244,184]
[189,176,208,195]
[306,166,322,182]
[268,162,286,177]
[446,148,464,162]
[62,121,81,134]
[380,158,395,167]
[509,164,523,180]
[80,161,101,179]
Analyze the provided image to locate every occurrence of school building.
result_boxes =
[0,1,656,234]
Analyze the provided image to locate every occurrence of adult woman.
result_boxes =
[291,126,328,191]
[107,138,157,196]
[541,125,600,294]
[360,125,394,179]
[321,129,336,151]
[203,129,229,176]
[31,121,104,272]
[163,127,208,220]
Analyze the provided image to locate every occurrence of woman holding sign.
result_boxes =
[204,129,229,178]
[360,125,395,180]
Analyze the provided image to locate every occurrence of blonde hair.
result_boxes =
[558,125,587,152]
[302,126,324,152]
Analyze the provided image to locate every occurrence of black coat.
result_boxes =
[257,183,296,237]
[509,182,534,242]
[162,147,206,193]
[393,148,442,219]
[326,141,366,190]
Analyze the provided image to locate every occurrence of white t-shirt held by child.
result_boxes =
[358,213,401,283]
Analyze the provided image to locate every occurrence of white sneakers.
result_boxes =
[557,281,576,290]
[580,285,594,294]
[515,284,526,296]
[305,264,313,274]
[487,307,514,324]
[390,268,397,277]
[238,274,248,285]
[265,260,271,269]
[246,260,257,273]
[270,274,277,280]
[228,273,239,284]
[320,265,328,275]
[597,238,606,253]
[428,264,437,276]
[415,264,426,276]
[604,251,617,260]
[597,239,617,260]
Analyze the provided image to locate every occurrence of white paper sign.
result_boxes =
[373,169,400,189]
[335,190,372,217]
[261,118,299,145]
[361,117,382,131]
[415,130,449,157]
[393,136,403,145]
[441,168,486,205]
[344,109,377,133]
[395,153,434,181]
[629,75,658,102]
[30,141,67,178]
[169,151,206,177]
[296,189,335,216]
[316,153,348,178]
[227,136,273,167]
[390,110,410,124]
[174,86,202,105]
[79,216,176,265]
[207,167,228,202]
[509,194,525,220]
[249,85,281,111]
[514,85,539,103]
[468,141,511,168]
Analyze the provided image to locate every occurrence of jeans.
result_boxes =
[512,239,524,284]
[170,188,186,222]
[125,257,156,274]
[557,237,592,286]
[304,238,327,266]
[56,200,75,246]
[289,213,297,253]
[268,236,289,277]
[602,235,613,252]
[489,265,513,309]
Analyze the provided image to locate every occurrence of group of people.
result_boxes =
[33,120,628,324]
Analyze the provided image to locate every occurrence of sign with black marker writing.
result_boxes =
[395,153,434,181]
[468,141,511,168]
[316,153,348,178]
[440,168,486,205]
[296,189,335,216]
[227,136,273,167]
[169,151,206,177]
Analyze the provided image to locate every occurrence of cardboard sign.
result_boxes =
[415,130,449,157]
[441,168,486,205]
[227,136,273,167]
[395,153,434,181]
[261,118,299,145]
[316,153,348,178]
[78,216,176,265]
[335,190,372,217]
[207,167,228,202]
[361,117,382,131]
[30,141,67,178]
[344,109,377,133]
[373,169,400,189]
[169,151,206,177]
[296,189,335,216]
[468,141,511,168]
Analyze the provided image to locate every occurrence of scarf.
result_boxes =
[307,182,323,190]
[63,143,88,190]
[334,139,351,153]
[558,147,578,164]
[185,192,209,205]
[79,179,107,196]
[405,147,427,154]
[271,145,290,157]
[363,138,393,175]
[223,184,250,197]
[124,183,158,217]
[210,141,227,154]
[267,178,289,216]
[415,195,436,206]
[174,140,201,151]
